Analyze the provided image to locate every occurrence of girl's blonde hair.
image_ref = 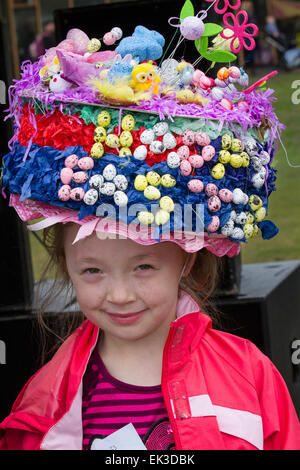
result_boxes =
[35,223,223,365]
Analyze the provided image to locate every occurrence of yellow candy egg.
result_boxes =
[94,126,107,143]
[176,89,194,102]
[252,224,259,237]
[121,114,135,132]
[155,209,170,226]
[87,38,101,53]
[231,138,244,152]
[219,150,231,164]
[243,223,254,239]
[144,185,161,200]
[146,171,161,186]
[138,211,154,225]
[241,151,250,167]
[230,153,243,168]
[105,134,120,149]
[90,142,104,159]
[255,206,266,222]
[221,134,231,150]
[161,174,176,188]
[134,175,148,191]
[211,163,225,180]
[97,110,111,127]
[249,194,262,211]
[246,212,255,224]
[119,131,133,147]
[159,196,175,213]
[119,147,132,157]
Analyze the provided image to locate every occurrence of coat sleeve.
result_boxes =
[248,341,300,450]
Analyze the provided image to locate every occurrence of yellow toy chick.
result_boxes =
[130,62,161,95]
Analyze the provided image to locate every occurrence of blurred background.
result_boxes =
[0,0,299,421]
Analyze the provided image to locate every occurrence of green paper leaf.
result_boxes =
[180,0,194,21]
[202,23,223,37]
[195,36,237,63]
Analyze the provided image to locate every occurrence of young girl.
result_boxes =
[0,6,299,450]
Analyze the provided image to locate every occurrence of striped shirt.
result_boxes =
[82,348,175,450]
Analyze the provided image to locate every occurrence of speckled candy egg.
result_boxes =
[113,191,128,207]
[121,114,135,131]
[187,179,204,193]
[138,211,154,225]
[89,174,104,189]
[245,138,258,157]
[119,147,132,157]
[87,38,101,53]
[205,183,218,197]
[153,121,168,136]
[219,188,233,203]
[133,145,148,161]
[235,212,247,225]
[91,142,104,159]
[177,145,190,160]
[134,174,148,191]
[231,139,244,153]
[180,159,192,176]
[232,188,246,205]
[231,227,244,240]
[251,156,263,172]
[241,152,250,167]
[140,129,155,145]
[72,171,88,184]
[202,145,215,161]
[119,131,133,148]
[218,150,231,164]
[105,134,120,149]
[194,132,210,146]
[211,87,224,101]
[255,206,266,222]
[113,174,128,191]
[251,173,265,189]
[161,174,176,188]
[206,215,220,232]
[146,171,161,186]
[94,126,107,143]
[83,188,98,205]
[249,194,262,211]
[103,164,117,181]
[230,153,243,168]
[58,184,71,201]
[243,223,254,239]
[167,152,180,168]
[163,132,177,150]
[70,187,85,201]
[188,154,204,168]
[99,182,116,196]
[221,219,234,236]
[60,167,73,185]
[259,151,270,165]
[182,129,195,146]
[111,27,123,41]
[211,163,225,180]
[144,185,161,200]
[78,157,94,170]
[208,195,221,212]
[65,154,79,168]
[159,196,175,213]
[155,209,170,226]
[246,212,255,224]
[97,110,111,127]
[150,140,165,154]
[228,66,240,79]
[221,134,232,150]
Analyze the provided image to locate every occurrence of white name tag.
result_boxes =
[90,423,147,450]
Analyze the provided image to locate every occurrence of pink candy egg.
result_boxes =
[188,154,204,168]
[72,171,89,184]
[180,159,192,176]
[60,167,73,185]
[219,188,233,203]
[208,195,221,212]
[205,183,218,197]
[220,98,233,110]
[78,156,94,170]
[199,75,212,90]
[202,145,215,161]
[206,215,220,232]
[195,132,210,146]
[70,187,85,201]
[182,129,195,146]
[229,66,241,79]
[188,179,204,193]
[66,28,90,55]
[103,32,116,45]
[58,184,71,201]
[177,145,190,160]
[65,154,79,168]
[192,69,204,86]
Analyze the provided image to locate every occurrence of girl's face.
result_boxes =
[64,225,193,345]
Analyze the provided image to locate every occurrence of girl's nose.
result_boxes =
[106,278,136,305]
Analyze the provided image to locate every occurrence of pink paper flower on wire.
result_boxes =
[204,0,241,15]
[220,10,259,53]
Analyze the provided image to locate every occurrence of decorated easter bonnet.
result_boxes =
[1,0,283,257]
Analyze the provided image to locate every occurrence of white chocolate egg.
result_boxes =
[163,132,177,149]
[231,227,245,239]
[153,121,168,136]
[99,182,116,196]
[149,140,165,154]
[167,152,180,168]
[103,164,117,181]
[133,145,148,160]
[113,174,128,191]
[140,129,155,145]
[89,174,104,189]
[113,190,128,207]
[83,188,99,205]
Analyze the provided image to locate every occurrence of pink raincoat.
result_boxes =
[0,291,299,450]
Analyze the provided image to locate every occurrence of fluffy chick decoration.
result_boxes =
[130,63,161,94]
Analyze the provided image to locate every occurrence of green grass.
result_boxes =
[29,68,300,280]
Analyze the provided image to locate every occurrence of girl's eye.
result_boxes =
[84,268,102,274]
[137,264,153,271]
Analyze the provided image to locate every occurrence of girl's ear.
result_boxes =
[181,252,197,278]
